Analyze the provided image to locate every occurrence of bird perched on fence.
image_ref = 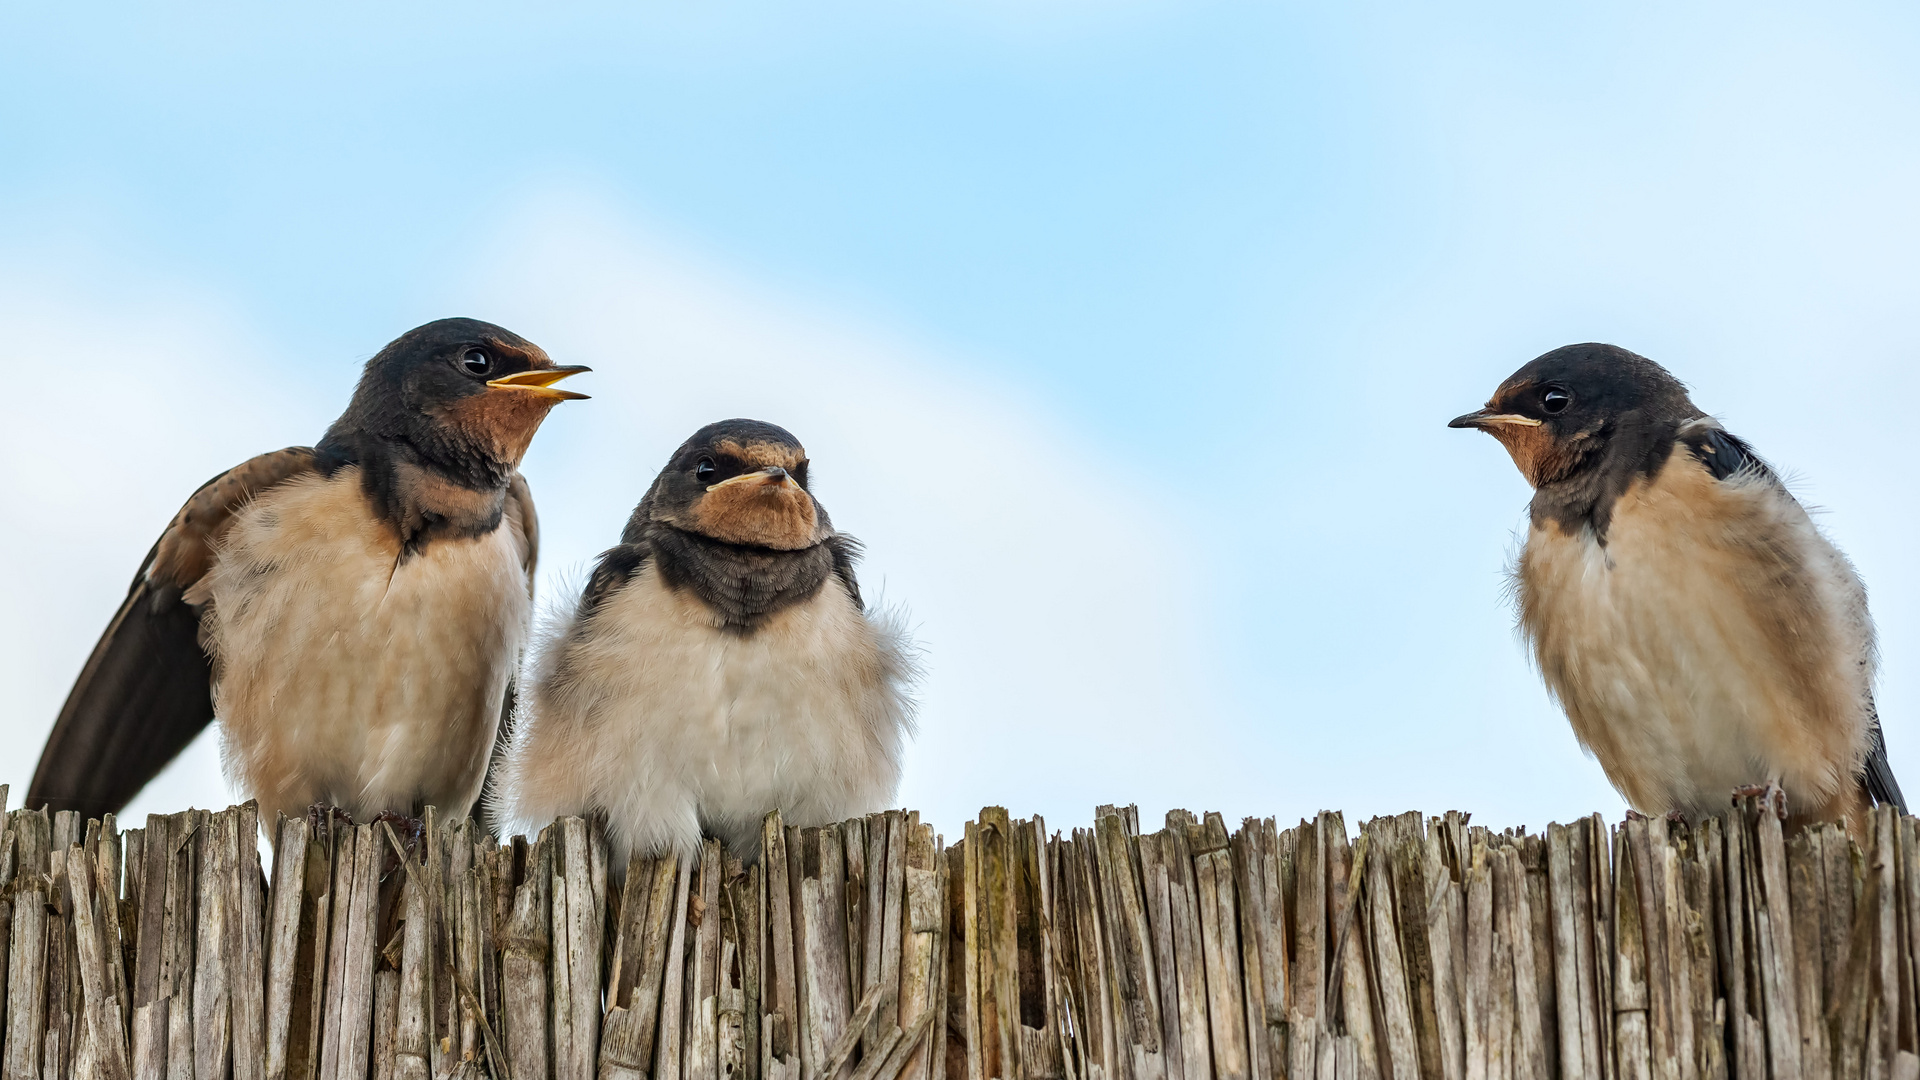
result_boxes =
[496,418,917,862]
[1450,343,1903,831]
[29,318,588,825]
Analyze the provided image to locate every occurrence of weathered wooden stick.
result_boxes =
[92,815,132,1058]
[1361,820,1417,1080]
[1194,828,1248,1080]
[733,859,764,1080]
[6,810,52,1080]
[689,840,724,1080]
[266,815,309,1080]
[803,827,854,1080]
[843,820,867,1017]
[821,983,888,1080]
[387,825,432,1080]
[563,817,604,1080]
[503,834,552,1080]
[336,826,379,1080]
[130,999,167,1080]
[765,814,801,1080]
[371,970,397,1080]
[66,843,131,1080]
[194,809,234,1080]
[878,814,907,1042]
[657,851,694,1080]
[624,853,680,1077]
[168,811,202,1080]
[897,822,940,1080]
[1136,833,1184,1080]
[1613,821,1651,1080]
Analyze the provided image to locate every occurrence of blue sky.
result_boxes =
[5,2,1918,836]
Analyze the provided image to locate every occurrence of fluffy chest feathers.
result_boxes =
[202,468,531,818]
[505,561,914,859]
[1514,449,1873,818]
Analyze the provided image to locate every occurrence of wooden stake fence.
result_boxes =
[0,785,1915,1080]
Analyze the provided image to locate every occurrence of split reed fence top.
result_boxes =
[0,785,1916,1080]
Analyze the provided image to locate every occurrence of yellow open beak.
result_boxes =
[706,466,799,493]
[487,365,592,401]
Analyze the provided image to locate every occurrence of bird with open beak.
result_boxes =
[1450,342,1903,832]
[495,418,917,862]
[29,317,589,825]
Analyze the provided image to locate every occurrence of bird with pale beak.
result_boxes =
[496,418,918,862]
[1451,342,1902,833]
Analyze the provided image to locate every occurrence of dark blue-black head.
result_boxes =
[1449,343,1700,487]
[319,317,590,485]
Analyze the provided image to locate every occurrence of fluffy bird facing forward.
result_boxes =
[30,318,588,824]
[1451,343,1902,830]
[498,419,916,862]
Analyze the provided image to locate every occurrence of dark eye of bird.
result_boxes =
[1542,387,1572,415]
[461,348,493,376]
[695,459,716,482]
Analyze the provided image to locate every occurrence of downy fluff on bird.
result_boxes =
[30,318,588,824]
[495,419,917,863]
[1451,343,1903,832]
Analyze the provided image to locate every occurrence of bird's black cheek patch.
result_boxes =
[689,486,819,550]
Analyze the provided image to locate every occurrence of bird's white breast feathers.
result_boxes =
[1515,445,1874,820]
[500,561,915,861]
[203,468,531,822]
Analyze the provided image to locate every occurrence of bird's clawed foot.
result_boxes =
[368,810,427,878]
[1732,783,1789,820]
[307,802,355,831]
[370,809,428,849]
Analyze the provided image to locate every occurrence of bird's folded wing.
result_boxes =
[828,534,866,611]
[1862,701,1906,812]
[1684,423,1777,484]
[29,447,319,818]
[579,542,652,621]
[505,471,539,592]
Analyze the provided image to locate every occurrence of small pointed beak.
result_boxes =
[707,466,799,493]
[487,364,593,401]
[1449,407,1540,430]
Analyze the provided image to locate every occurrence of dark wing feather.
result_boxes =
[30,557,213,817]
[504,472,539,590]
[579,542,652,622]
[1862,698,1906,811]
[827,534,866,611]
[1685,425,1777,484]
[28,448,318,819]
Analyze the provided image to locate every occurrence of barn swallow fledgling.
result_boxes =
[1451,343,1903,831]
[29,318,588,825]
[496,419,917,862]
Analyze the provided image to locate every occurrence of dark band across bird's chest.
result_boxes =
[1528,420,1763,544]
[645,527,840,632]
[316,440,514,555]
